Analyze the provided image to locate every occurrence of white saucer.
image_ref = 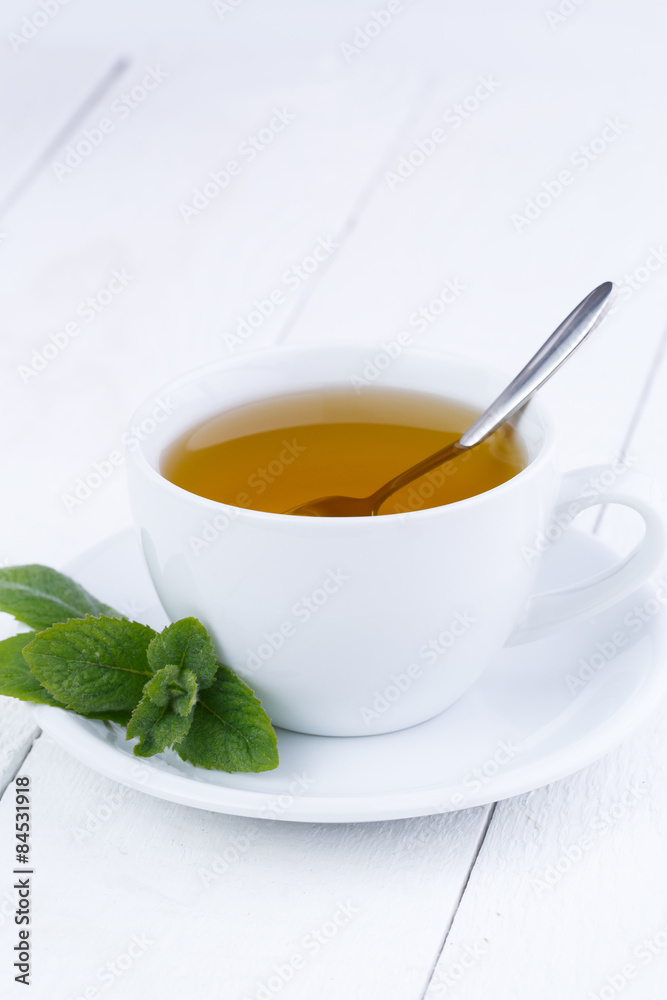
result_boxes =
[33,528,667,823]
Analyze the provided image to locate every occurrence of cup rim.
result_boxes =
[126,344,557,524]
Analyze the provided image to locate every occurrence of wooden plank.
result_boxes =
[0,48,127,213]
[0,734,493,998]
[0,54,492,996]
[420,83,667,1000]
[422,710,667,999]
[0,612,40,795]
[0,26,492,999]
[0,699,38,798]
[593,327,667,556]
[1,2,666,997]
[0,57,421,569]
[278,20,667,474]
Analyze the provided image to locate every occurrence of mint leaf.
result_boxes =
[23,616,155,714]
[84,708,134,725]
[0,633,132,724]
[0,563,279,772]
[143,663,198,716]
[0,565,119,630]
[175,666,278,772]
[0,633,64,707]
[126,664,197,756]
[147,618,218,689]
[126,699,193,757]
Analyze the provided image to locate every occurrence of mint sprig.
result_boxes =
[0,564,120,630]
[0,633,134,726]
[23,616,156,714]
[176,667,279,773]
[146,618,218,689]
[124,618,222,757]
[0,564,278,773]
[0,632,62,707]
[126,663,198,756]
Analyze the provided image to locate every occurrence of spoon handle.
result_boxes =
[459,281,615,449]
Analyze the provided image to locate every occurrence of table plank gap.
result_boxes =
[419,801,498,1000]
[593,319,667,533]
[0,56,130,221]
[273,76,436,347]
[0,724,42,800]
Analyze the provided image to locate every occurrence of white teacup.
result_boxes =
[126,346,664,737]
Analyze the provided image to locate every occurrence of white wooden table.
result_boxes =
[2,2,667,996]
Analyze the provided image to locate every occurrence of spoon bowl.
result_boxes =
[286,495,382,517]
[285,441,467,516]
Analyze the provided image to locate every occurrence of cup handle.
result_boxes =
[506,465,665,646]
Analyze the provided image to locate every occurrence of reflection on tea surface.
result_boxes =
[161,387,527,515]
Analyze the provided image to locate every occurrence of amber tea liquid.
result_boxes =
[161,387,527,516]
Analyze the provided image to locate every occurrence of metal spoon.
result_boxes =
[285,281,615,517]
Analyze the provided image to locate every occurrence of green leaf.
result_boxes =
[126,695,194,757]
[0,565,120,630]
[175,666,278,773]
[23,616,155,714]
[84,708,133,725]
[127,701,193,757]
[0,633,132,724]
[126,663,198,757]
[147,618,218,689]
[0,563,279,771]
[143,663,198,716]
[0,633,64,707]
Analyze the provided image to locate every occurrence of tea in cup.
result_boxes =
[127,347,663,736]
